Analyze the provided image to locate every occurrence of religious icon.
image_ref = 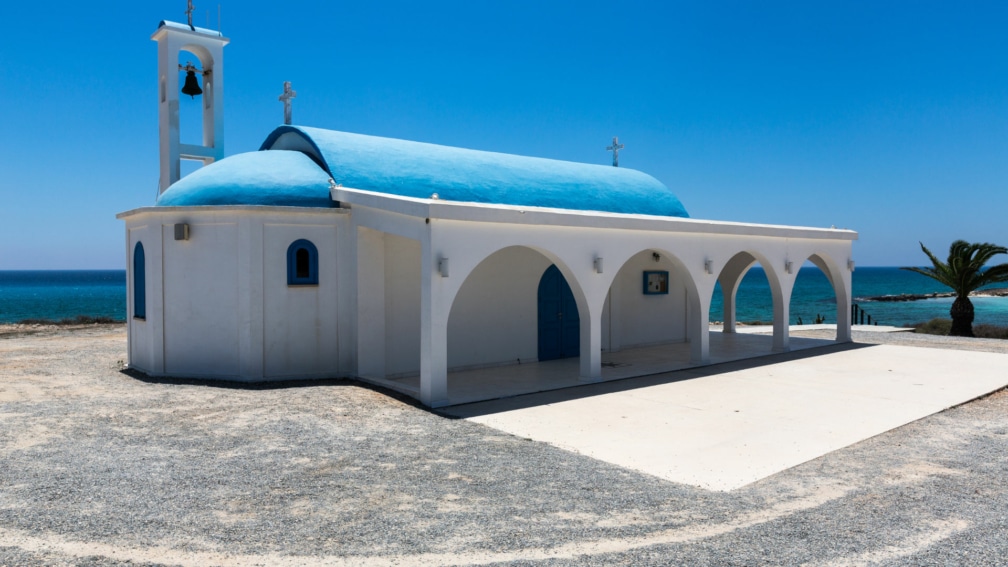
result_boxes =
[643,271,669,295]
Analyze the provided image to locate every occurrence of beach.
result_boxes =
[1,324,1007,565]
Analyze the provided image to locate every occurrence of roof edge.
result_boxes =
[260,125,332,176]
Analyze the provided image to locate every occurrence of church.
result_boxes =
[118,17,857,408]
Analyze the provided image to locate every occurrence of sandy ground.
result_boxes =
[1,324,1006,566]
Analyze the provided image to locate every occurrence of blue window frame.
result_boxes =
[287,239,319,285]
[133,242,146,319]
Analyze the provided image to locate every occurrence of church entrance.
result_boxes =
[537,265,580,361]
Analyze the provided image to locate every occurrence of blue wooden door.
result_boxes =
[538,265,580,361]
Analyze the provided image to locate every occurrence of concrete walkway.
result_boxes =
[446,342,1008,491]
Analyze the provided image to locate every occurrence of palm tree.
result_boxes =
[902,240,1008,337]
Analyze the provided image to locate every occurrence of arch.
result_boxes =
[286,239,319,285]
[798,252,852,342]
[446,245,565,370]
[178,43,215,71]
[605,247,707,363]
[711,249,789,350]
[133,242,146,320]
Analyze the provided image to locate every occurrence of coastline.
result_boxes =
[856,287,1008,302]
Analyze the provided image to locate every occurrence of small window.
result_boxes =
[134,242,146,319]
[287,239,319,286]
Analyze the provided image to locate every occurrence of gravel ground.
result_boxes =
[1,324,1006,566]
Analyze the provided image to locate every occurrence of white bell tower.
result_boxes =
[152,12,229,193]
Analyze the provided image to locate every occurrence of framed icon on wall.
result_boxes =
[643,270,669,295]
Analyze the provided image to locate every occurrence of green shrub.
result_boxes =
[16,315,122,325]
[912,318,1008,339]
[973,324,1008,340]
[911,319,953,335]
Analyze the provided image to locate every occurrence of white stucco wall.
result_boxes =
[127,224,160,373]
[447,246,551,369]
[608,251,689,350]
[119,206,349,381]
[162,220,240,376]
[262,223,340,378]
[384,233,422,377]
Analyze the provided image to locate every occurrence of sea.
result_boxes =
[2,268,1007,327]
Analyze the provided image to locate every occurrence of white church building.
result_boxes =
[118,17,857,408]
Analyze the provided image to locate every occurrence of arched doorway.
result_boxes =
[538,265,580,361]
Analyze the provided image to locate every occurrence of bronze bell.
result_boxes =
[181,69,203,98]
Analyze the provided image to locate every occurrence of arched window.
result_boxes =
[133,242,146,319]
[287,239,319,286]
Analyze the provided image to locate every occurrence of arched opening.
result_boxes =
[592,248,709,376]
[710,252,776,331]
[788,260,835,326]
[296,248,310,278]
[133,242,146,320]
[792,253,850,342]
[178,49,208,149]
[707,252,786,358]
[286,239,319,285]
[444,246,586,404]
[605,249,692,353]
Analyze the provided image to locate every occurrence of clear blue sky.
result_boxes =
[1,1,1006,269]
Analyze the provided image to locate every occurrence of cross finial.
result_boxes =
[606,136,625,167]
[185,0,195,29]
[279,81,297,125]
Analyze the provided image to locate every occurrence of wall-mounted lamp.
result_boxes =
[594,257,604,274]
[438,257,449,278]
[785,260,793,274]
[704,259,713,275]
[652,252,661,262]
[174,223,189,241]
[848,259,856,272]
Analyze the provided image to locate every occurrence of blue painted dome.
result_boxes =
[156,150,334,207]
[261,126,690,218]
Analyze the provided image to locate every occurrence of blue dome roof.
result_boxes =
[262,126,689,218]
[156,150,334,207]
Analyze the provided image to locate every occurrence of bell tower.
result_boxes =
[152,10,229,193]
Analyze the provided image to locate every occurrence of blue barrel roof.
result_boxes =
[156,150,334,208]
[261,126,689,218]
[156,126,689,217]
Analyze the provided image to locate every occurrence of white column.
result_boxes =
[721,282,737,333]
[772,275,794,352]
[420,232,449,407]
[689,286,711,365]
[835,268,853,343]
[579,304,602,382]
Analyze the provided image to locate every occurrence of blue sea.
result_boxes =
[1,268,1007,327]
[0,271,127,324]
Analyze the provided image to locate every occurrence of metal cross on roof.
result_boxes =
[185,0,195,29]
[279,81,297,125]
[607,136,625,167]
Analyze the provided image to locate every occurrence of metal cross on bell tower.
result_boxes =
[279,81,297,125]
[607,136,624,167]
[185,0,195,29]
